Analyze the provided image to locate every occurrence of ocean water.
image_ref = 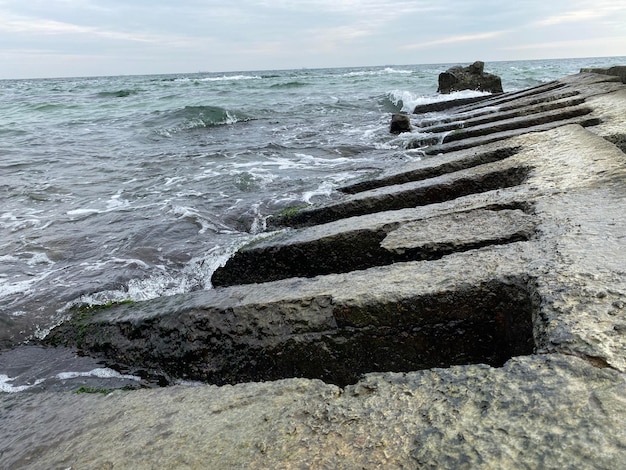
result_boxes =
[1,56,624,349]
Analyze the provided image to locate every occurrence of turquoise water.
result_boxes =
[1,56,624,347]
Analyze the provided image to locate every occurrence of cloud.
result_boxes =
[500,35,626,52]
[401,30,508,50]
[0,11,195,46]
[534,2,626,27]
[535,9,606,27]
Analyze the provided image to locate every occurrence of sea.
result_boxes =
[1,56,624,362]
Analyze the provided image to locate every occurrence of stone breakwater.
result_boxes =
[2,69,626,468]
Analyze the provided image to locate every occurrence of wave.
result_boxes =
[96,89,141,98]
[270,81,309,89]
[30,103,79,112]
[343,67,414,78]
[378,95,405,113]
[176,74,262,83]
[148,105,251,136]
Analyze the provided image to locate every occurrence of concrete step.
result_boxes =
[213,208,536,286]
[270,161,531,228]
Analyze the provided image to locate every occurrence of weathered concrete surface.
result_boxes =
[3,70,625,468]
[1,355,625,469]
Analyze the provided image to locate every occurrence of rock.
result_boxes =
[438,61,503,94]
[468,60,484,74]
[389,113,412,134]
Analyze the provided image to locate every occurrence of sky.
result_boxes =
[0,0,625,79]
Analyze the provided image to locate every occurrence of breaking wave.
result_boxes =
[385,89,491,113]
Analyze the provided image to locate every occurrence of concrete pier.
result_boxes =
[3,70,626,468]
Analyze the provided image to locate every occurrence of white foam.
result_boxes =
[343,67,413,77]
[0,374,45,393]
[0,368,140,393]
[387,90,424,113]
[66,208,102,217]
[174,379,205,387]
[302,180,335,204]
[0,270,54,299]
[8,310,27,317]
[105,193,130,211]
[110,257,150,269]
[56,368,140,381]
[247,203,269,235]
[67,192,132,219]
[170,205,232,234]
[26,252,55,266]
[70,234,255,307]
[388,89,491,114]
[176,75,262,83]
[164,176,187,187]
[0,211,43,233]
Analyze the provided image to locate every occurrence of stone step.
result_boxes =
[270,161,531,228]
[412,94,495,114]
[441,104,593,144]
[340,145,521,194]
[47,247,537,387]
[409,104,593,150]
[422,114,600,154]
[415,95,587,135]
[213,208,536,286]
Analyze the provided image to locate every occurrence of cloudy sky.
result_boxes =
[1,0,625,79]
